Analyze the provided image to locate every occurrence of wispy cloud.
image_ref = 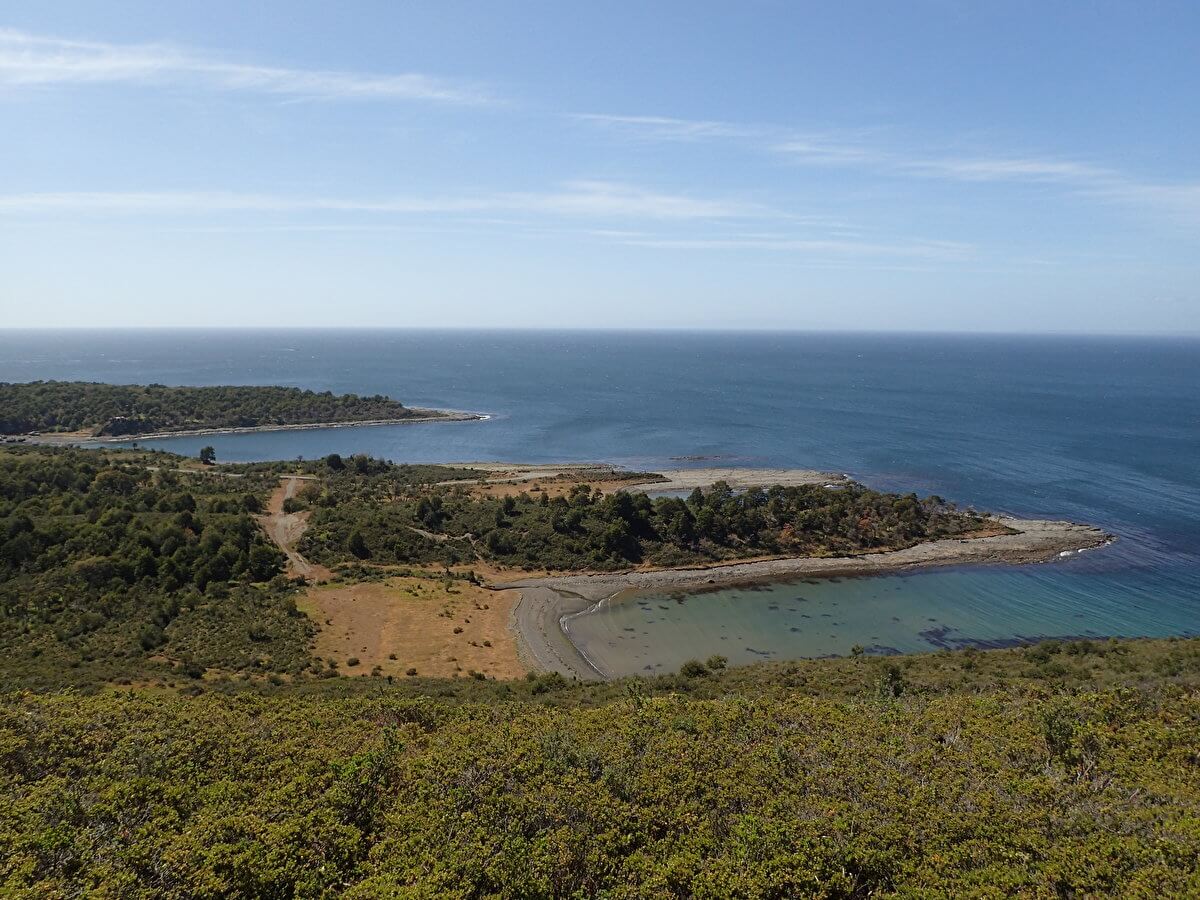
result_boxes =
[0,183,970,263]
[0,28,490,103]
[578,112,1200,227]
[897,156,1114,184]
[570,113,764,142]
[610,233,972,260]
[0,181,767,221]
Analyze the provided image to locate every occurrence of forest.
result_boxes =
[0,445,311,689]
[0,381,435,435]
[296,457,997,571]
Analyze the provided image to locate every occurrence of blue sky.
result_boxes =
[1,1,1198,332]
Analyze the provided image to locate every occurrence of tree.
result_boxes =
[199,446,216,465]
[248,544,283,582]
[348,529,371,559]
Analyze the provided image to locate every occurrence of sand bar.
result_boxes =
[445,463,845,493]
[627,467,847,492]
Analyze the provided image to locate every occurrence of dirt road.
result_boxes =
[259,476,333,581]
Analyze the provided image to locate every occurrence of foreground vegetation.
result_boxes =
[2,668,1198,896]
[3,444,1198,895]
[0,381,438,436]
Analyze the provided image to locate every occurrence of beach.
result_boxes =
[502,516,1114,680]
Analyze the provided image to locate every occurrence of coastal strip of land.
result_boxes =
[0,380,487,444]
[629,467,848,492]
[17,410,485,445]
[443,462,846,495]
[502,517,1113,680]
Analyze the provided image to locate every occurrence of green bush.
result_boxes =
[1,685,1197,897]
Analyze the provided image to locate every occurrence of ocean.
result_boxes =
[2,328,1197,674]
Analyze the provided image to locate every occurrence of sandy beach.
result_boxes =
[501,516,1113,680]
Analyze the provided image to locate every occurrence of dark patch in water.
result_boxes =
[917,625,1139,652]
[745,647,773,656]
[861,644,902,656]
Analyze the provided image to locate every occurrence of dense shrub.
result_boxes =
[0,685,1197,896]
[0,446,309,688]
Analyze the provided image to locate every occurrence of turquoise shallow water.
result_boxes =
[2,329,1197,668]
[565,558,1193,677]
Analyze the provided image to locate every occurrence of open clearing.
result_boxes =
[296,576,525,679]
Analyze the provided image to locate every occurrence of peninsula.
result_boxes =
[0,380,480,441]
[275,455,1112,680]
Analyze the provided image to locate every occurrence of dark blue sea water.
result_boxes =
[2,329,1197,672]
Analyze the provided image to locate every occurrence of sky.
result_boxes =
[1,1,1198,332]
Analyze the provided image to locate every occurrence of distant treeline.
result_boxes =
[0,381,431,435]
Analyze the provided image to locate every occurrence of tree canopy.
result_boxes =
[0,381,435,435]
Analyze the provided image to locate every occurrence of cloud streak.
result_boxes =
[613,235,970,258]
[0,184,968,263]
[570,113,764,142]
[579,112,1200,226]
[0,29,490,103]
[0,181,768,221]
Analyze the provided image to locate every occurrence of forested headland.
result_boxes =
[0,381,450,436]
[294,454,999,572]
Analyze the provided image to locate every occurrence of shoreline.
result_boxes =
[10,410,487,445]
[499,516,1114,681]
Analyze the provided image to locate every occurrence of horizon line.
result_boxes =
[2,325,1198,339]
